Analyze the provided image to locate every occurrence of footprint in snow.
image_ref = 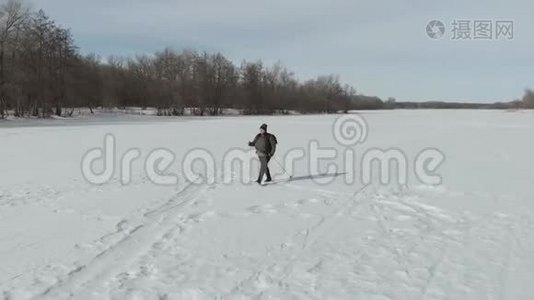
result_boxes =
[247,204,278,214]
[188,211,217,222]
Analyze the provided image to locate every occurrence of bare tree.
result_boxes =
[241,61,268,114]
[0,0,27,118]
[522,89,534,109]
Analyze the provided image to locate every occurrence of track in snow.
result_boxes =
[38,182,209,299]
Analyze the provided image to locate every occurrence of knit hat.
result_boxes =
[260,123,268,131]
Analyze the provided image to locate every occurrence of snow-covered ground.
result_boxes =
[1,110,534,299]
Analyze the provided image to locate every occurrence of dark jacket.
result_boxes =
[249,133,277,157]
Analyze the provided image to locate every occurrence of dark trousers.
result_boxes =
[257,156,272,182]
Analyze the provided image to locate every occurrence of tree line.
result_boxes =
[0,0,532,119]
[393,90,534,110]
[0,0,385,119]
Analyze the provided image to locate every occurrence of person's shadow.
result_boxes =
[266,172,347,184]
[289,172,347,182]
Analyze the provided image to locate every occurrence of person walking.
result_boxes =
[248,123,277,184]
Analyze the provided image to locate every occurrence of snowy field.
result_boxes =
[1,110,534,299]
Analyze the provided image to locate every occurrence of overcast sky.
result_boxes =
[30,0,533,102]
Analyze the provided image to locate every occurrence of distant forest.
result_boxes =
[0,0,532,119]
